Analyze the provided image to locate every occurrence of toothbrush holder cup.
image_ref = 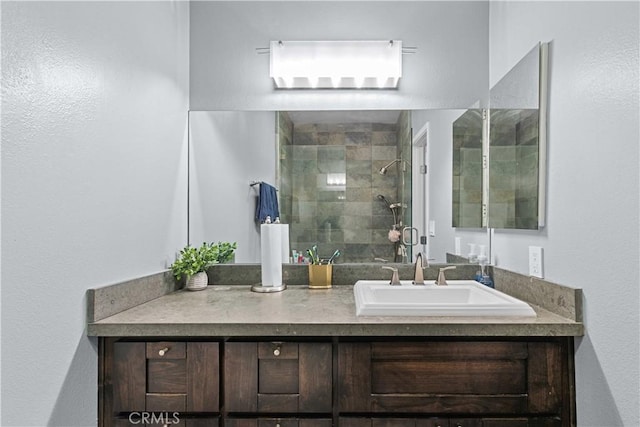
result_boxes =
[308,264,333,289]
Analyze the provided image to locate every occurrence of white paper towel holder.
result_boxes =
[251,283,287,293]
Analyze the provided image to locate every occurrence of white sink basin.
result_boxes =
[354,280,536,317]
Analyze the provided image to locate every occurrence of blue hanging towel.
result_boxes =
[256,182,280,223]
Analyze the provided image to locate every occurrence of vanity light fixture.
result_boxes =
[268,40,404,89]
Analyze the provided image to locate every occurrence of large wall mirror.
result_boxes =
[452,42,548,231]
[188,109,489,264]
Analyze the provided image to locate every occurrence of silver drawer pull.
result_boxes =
[158,347,170,356]
[273,347,281,356]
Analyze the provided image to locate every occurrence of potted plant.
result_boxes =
[171,241,237,291]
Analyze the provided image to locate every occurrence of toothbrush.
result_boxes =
[328,249,341,264]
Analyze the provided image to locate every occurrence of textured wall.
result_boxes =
[1,2,189,425]
[190,1,490,111]
[189,111,277,263]
[489,2,639,425]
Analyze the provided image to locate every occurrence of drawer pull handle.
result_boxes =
[275,424,281,427]
[158,347,170,356]
[273,347,281,356]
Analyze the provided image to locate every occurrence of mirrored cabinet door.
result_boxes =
[452,109,484,229]
[452,42,548,231]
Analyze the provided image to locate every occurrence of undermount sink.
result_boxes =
[354,280,536,317]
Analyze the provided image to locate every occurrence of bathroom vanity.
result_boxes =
[89,273,582,427]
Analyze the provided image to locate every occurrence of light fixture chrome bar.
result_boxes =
[269,40,403,89]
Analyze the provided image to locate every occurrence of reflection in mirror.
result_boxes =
[277,111,412,263]
[452,109,484,228]
[189,110,489,265]
[488,42,548,229]
[489,109,540,229]
[189,111,277,263]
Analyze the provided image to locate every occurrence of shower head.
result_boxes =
[378,159,400,175]
[378,159,411,175]
[377,194,392,207]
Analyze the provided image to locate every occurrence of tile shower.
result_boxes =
[278,111,412,263]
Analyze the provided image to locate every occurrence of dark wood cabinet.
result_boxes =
[338,341,566,416]
[339,418,561,427]
[226,418,333,427]
[110,341,219,414]
[100,337,574,427]
[113,416,219,426]
[224,342,332,413]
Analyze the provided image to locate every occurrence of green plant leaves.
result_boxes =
[171,241,237,280]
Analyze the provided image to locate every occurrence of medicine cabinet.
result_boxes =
[453,42,548,230]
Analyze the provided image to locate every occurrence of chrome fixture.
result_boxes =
[382,266,401,286]
[268,40,406,89]
[412,252,427,285]
[378,159,411,175]
[435,266,457,286]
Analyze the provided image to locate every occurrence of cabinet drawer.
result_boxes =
[338,341,563,415]
[226,419,332,427]
[113,416,219,426]
[112,341,219,413]
[147,342,186,359]
[339,418,454,427]
[225,342,332,413]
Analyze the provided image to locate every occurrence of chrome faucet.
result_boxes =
[412,252,427,285]
[382,266,401,286]
[435,266,457,286]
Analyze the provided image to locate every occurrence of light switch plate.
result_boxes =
[529,246,544,278]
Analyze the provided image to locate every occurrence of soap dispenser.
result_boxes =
[467,243,477,263]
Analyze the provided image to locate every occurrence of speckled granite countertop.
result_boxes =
[87,283,583,337]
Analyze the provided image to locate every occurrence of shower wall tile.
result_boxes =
[286,118,405,262]
[345,132,372,146]
[372,131,397,146]
[372,145,397,160]
[347,173,373,188]
[317,132,346,146]
[346,146,372,161]
[344,228,373,244]
[318,190,346,202]
[372,123,397,132]
[346,160,372,175]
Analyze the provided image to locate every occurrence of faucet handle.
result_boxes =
[382,266,401,286]
[435,266,457,286]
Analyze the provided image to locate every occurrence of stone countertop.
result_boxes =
[87,284,584,337]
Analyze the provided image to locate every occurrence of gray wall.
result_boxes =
[2,2,638,426]
[489,2,639,426]
[1,2,190,425]
[190,1,490,111]
[189,111,276,263]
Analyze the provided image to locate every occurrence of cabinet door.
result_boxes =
[112,341,219,413]
[225,342,332,413]
[339,341,533,414]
